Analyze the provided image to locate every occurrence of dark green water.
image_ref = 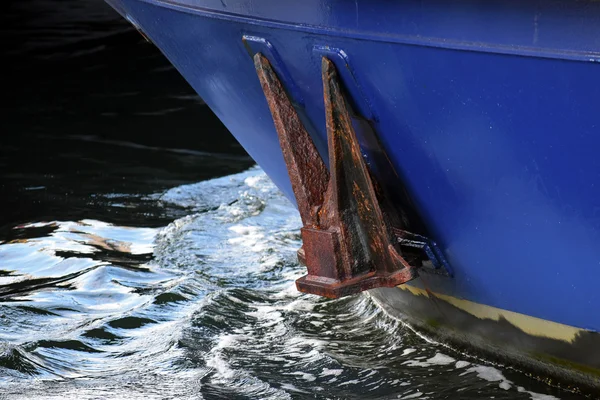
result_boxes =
[0,1,589,399]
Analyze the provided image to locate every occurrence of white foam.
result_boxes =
[245,174,269,189]
[518,386,560,400]
[288,372,316,382]
[462,365,559,399]
[402,348,417,356]
[279,383,310,394]
[402,352,455,367]
[206,353,236,380]
[402,359,430,367]
[398,390,424,399]
[339,379,360,386]
[362,370,378,378]
[462,365,511,393]
[321,368,343,377]
[213,333,240,350]
[425,353,455,365]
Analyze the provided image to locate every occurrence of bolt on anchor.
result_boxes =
[255,53,445,298]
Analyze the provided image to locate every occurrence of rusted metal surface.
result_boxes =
[254,53,427,298]
[254,53,329,229]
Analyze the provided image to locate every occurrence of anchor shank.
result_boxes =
[254,53,329,228]
[321,57,408,276]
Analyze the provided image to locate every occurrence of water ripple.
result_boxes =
[0,169,573,399]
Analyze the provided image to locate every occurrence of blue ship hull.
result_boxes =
[106,0,600,391]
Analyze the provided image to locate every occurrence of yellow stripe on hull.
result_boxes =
[398,284,584,343]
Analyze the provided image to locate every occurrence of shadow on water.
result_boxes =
[0,1,590,399]
[0,0,253,231]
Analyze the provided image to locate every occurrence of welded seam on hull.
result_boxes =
[133,0,600,63]
[398,284,584,343]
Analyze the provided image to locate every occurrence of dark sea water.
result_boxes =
[0,1,590,399]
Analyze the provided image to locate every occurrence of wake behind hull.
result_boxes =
[106,0,600,392]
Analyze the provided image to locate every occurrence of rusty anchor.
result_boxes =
[254,53,441,298]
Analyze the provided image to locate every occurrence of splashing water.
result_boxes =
[0,169,576,399]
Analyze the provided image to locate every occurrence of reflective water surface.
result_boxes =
[0,1,589,399]
[1,169,582,399]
